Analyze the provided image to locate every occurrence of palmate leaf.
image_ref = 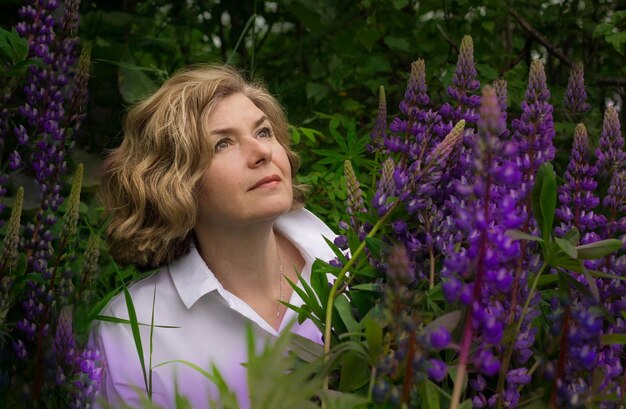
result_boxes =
[0,27,28,64]
[246,325,332,409]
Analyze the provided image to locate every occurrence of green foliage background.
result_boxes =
[0,1,625,407]
[33,0,625,223]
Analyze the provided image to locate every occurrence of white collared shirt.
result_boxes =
[93,209,336,409]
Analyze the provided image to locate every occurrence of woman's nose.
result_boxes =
[246,137,272,167]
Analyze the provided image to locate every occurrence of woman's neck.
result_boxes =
[193,218,305,330]
[194,220,280,293]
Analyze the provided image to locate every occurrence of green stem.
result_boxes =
[495,260,548,408]
[322,201,398,392]
[367,366,377,402]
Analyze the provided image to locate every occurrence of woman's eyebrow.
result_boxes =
[209,115,268,137]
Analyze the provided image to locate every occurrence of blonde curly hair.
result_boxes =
[99,64,305,267]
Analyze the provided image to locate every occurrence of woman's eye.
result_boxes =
[257,127,273,138]
[215,138,230,152]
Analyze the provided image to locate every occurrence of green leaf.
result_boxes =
[117,55,158,104]
[285,274,323,319]
[417,379,440,409]
[291,127,301,144]
[356,28,380,52]
[94,315,179,328]
[424,310,462,335]
[580,265,601,303]
[300,127,321,142]
[563,227,581,245]
[588,269,626,282]
[317,390,368,409]
[554,237,578,259]
[537,273,559,287]
[0,27,29,64]
[383,36,411,52]
[593,23,614,38]
[350,283,380,291]
[363,314,383,360]
[311,260,333,307]
[606,31,626,54]
[115,264,150,396]
[365,237,389,260]
[531,163,557,242]
[459,399,473,409]
[323,236,350,265]
[575,239,623,259]
[505,229,544,243]
[306,82,330,103]
[338,351,370,391]
[228,13,256,64]
[153,359,218,384]
[334,295,359,334]
[289,333,324,363]
[481,20,495,33]
[558,270,598,302]
[550,255,583,272]
[601,334,626,345]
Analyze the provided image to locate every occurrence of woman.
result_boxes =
[94,65,336,409]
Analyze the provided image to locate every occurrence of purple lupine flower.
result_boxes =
[53,307,75,368]
[555,123,601,236]
[426,358,447,382]
[493,79,508,115]
[506,59,556,363]
[13,340,28,360]
[600,170,626,240]
[436,35,481,141]
[400,59,429,118]
[442,87,522,395]
[492,79,510,140]
[372,158,396,216]
[385,59,440,161]
[564,63,590,118]
[595,107,625,175]
[430,326,451,349]
[3,0,86,397]
[71,348,103,409]
[511,60,556,178]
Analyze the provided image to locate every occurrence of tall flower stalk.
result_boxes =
[448,86,522,409]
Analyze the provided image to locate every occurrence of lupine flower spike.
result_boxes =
[448,86,522,409]
[596,107,625,175]
[438,35,480,133]
[564,63,590,119]
[493,79,509,138]
[0,187,24,325]
[373,158,396,217]
[508,59,555,320]
[1,187,24,275]
[555,124,600,238]
[62,163,83,242]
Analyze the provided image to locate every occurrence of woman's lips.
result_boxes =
[249,175,281,190]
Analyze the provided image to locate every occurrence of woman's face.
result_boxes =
[195,92,293,230]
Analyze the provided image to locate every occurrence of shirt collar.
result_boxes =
[168,241,223,309]
[168,208,337,310]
